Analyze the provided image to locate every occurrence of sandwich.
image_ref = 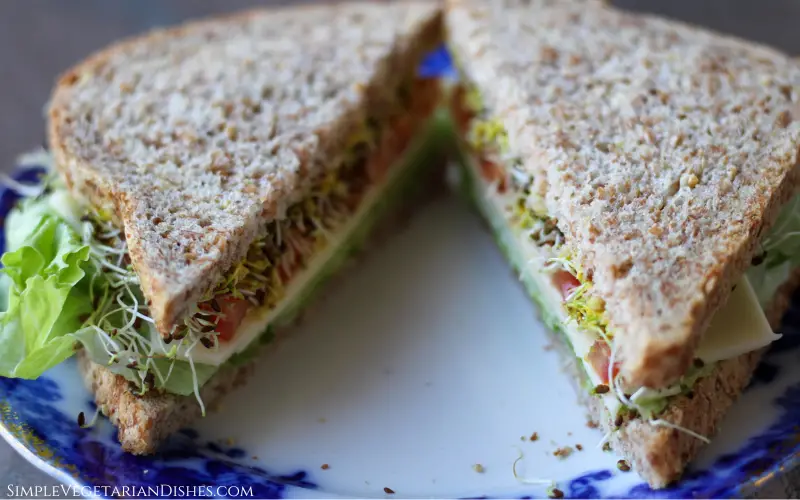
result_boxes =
[0,2,445,454]
[445,0,800,488]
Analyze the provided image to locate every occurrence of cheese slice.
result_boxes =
[695,278,781,363]
[559,278,778,366]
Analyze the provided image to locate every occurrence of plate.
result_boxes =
[2,161,800,500]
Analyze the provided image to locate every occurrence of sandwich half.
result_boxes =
[446,0,800,487]
[0,2,445,454]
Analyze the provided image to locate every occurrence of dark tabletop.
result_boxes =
[1,0,800,494]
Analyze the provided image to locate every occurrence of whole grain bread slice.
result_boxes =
[49,1,443,338]
[445,0,800,388]
[582,268,800,488]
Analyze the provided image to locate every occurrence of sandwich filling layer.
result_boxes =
[0,77,444,407]
[451,82,799,427]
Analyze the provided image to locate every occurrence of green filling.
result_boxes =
[747,194,800,307]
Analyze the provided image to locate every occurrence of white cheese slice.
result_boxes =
[559,276,780,367]
[695,278,781,363]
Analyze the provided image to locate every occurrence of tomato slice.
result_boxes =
[278,253,300,284]
[214,297,250,343]
[366,115,412,183]
[479,159,508,193]
[586,340,620,385]
[552,270,581,300]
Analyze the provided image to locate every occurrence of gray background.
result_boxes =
[1,0,799,496]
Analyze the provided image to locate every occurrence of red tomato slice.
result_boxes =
[390,115,414,156]
[586,340,620,384]
[479,159,508,193]
[214,297,250,343]
[552,270,581,300]
[366,116,412,183]
[278,255,298,284]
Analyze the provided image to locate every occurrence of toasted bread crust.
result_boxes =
[582,268,800,488]
[446,0,800,388]
[78,349,254,454]
[49,2,443,337]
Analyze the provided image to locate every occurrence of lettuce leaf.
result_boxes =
[75,327,218,396]
[747,194,800,306]
[0,193,219,393]
[0,200,93,378]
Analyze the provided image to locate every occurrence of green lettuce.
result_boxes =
[74,328,218,396]
[0,193,220,394]
[747,194,800,306]
[0,198,93,378]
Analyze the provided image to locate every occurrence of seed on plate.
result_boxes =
[576,444,583,451]
[77,412,86,427]
[617,459,631,472]
[548,487,564,499]
[321,464,330,470]
[593,384,610,395]
[530,432,539,441]
[553,446,573,459]
[384,487,395,494]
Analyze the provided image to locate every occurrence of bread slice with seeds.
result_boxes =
[48,1,443,338]
[446,0,800,388]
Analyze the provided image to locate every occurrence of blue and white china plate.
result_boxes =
[3,48,800,499]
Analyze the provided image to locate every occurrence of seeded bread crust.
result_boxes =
[446,0,800,388]
[49,1,442,337]
[78,348,253,455]
[580,268,800,488]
